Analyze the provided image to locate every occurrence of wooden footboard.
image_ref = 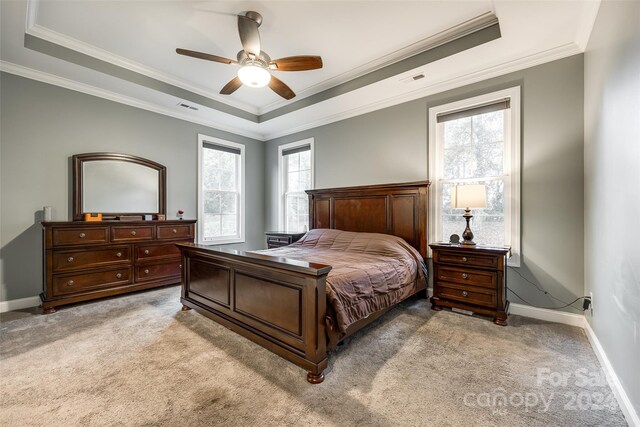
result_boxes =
[177,243,332,383]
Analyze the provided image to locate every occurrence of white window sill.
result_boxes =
[199,238,245,245]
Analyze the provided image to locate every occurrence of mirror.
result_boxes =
[73,153,166,220]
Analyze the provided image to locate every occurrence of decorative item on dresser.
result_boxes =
[430,243,510,325]
[41,220,196,314]
[265,231,306,249]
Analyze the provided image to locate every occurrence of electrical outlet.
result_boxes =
[590,291,594,315]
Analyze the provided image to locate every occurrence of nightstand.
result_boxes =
[265,231,306,249]
[429,243,511,325]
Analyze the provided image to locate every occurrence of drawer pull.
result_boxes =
[131,231,137,236]
[116,273,122,279]
[66,280,75,287]
[67,257,74,263]
[144,269,149,274]
[79,233,86,238]
[144,249,150,255]
[116,252,123,258]
[179,264,182,269]
[462,291,468,297]
[462,273,469,279]
[462,257,468,262]
[172,229,177,234]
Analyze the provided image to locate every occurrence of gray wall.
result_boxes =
[584,0,640,415]
[266,54,585,313]
[0,72,264,301]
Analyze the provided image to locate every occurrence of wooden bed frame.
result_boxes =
[177,181,430,383]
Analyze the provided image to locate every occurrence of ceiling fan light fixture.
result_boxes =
[237,65,271,88]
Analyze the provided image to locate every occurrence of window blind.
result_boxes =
[203,141,242,155]
[281,144,311,157]
[436,98,511,123]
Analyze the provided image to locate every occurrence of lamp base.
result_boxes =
[461,209,476,246]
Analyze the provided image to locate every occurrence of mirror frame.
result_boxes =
[72,152,166,221]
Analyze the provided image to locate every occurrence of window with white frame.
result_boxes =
[428,87,521,266]
[198,135,245,244]
[279,139,314,233]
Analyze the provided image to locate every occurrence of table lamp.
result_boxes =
[451,184,487,246]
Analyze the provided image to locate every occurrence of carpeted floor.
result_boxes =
[0,286,627,426]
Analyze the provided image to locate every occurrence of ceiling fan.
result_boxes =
[176,11,323,100]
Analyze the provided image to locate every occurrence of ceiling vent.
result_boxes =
[176,101,199,111]
[400,73,426,84]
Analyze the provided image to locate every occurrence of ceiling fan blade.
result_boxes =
[270,56,323,71]
[237,15,261,57]
[176,48,237,65]
[220,76,243,95]
[268,75,295,100]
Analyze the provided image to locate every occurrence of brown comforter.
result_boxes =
[253,229,426,335]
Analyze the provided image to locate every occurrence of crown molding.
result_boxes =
[575,0,601,51]
[24,0,258,115]
[257,11,500,115]
[0,61,264,141]
[263,42,582,140]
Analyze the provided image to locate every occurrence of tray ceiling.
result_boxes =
[0,1,600,140]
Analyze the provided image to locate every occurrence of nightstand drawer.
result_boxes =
[437,266,496,289]
[438,252,498,268]
[267,236,291,245]
[436,283,496,307]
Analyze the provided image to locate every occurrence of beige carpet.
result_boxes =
[0,286,627,426]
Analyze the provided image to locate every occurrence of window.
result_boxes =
[429,87,521,266]
[278,138,314,233]
[198,135,245,244]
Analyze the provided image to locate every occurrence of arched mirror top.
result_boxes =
[73,152,166,221]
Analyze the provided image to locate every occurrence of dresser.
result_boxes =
[429,243,510,325]
[41,220,196,313]
[265,231,306,249]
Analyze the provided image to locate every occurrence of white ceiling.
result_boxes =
[0,0,600,141]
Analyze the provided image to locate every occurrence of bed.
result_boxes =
[177,181,430,383]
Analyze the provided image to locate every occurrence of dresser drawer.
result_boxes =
[136,261,182,282]
[137,243,182,260]
[438,252,498,268]
[437,266,496,289]
[157,224,193,240]
[52,246,131,272]
[111,226,154,242]
[53,268,132,296]
[436,283,496,307]
[52,227,109,247]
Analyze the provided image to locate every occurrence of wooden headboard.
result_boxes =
[306,181,430,259]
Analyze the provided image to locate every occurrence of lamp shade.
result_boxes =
[451,184,487,209]
[237,65,271,88]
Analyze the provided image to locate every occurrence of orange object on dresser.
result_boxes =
[84,213,103,222]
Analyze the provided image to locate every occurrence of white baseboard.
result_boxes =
[583,319,640,427]
[508,302,639,426]
[509,302,586,327]
[0,296,41,313]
